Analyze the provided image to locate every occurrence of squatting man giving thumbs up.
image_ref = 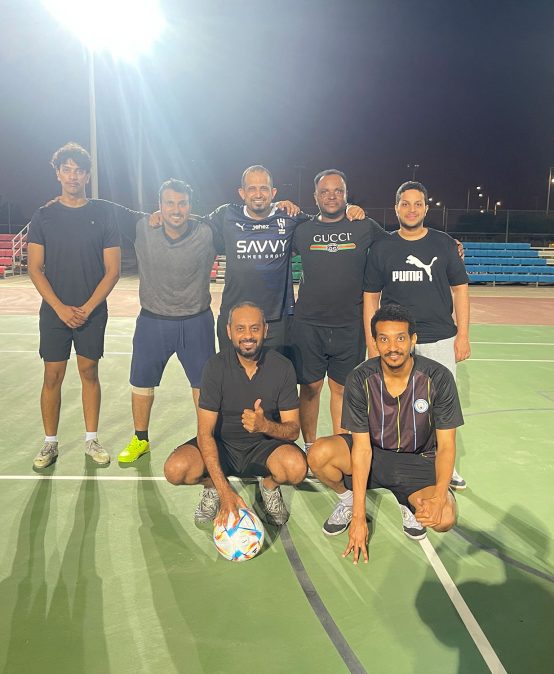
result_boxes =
[163,302,307,527]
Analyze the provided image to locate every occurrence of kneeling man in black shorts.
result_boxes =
[308,304,462,561]
[164,302,307,526]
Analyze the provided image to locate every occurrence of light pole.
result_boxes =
[546,167,554,215]
[466,185,483,212]
[407,163,420,180]
[43,0,165,198]
[494,201,501,216]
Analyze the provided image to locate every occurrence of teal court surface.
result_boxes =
[0,287,553,673]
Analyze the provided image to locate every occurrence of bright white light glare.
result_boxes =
[43,0,165,59]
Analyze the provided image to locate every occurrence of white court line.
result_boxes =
[1,335,553,345]
[468,358,554,363]
[0,475,247,482]
[419,537,507,674]
[0,333,133,337]
[1,349,553,363]
[473,341,554,346]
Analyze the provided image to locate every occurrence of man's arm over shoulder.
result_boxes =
[98,199,147,243]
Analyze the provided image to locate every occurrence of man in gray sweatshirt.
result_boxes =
[118,179,217,463]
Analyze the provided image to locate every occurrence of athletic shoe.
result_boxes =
[400,505,427,540]
[33,441,58,469]
[450,468,467,491]
[322,501,353,536]
[118,435,150,463]
[194,488,220,525]
[85,439,110,466]
[259,481,289,526]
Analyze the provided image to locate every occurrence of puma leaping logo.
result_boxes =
[406,255,437,281]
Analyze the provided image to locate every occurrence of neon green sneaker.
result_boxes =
[118,435,150,463]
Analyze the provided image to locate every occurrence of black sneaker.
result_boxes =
[322,501,353,536]
[450,468,467,491]
[400,505,427,540]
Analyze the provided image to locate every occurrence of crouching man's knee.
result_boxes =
[164,443,205,486]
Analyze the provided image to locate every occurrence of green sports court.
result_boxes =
[0,278,553,674]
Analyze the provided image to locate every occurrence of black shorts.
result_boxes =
[185,436,303,478]
[340,434,436,506]
[39,304,107,362]
[217,313,291,356]
[289,319,365,386]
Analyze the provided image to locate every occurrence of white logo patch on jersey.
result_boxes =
[406,255,438,281]
[414,399,429,413]
[277,218,286,235]
[235,222,246,231]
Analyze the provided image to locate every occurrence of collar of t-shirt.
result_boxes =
[242,204,279,219]
[377,355,416,398]
[229,347,268,372]
[162,219,197,245]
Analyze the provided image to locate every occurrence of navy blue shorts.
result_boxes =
[130,309,215,389]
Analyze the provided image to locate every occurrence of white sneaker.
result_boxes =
[85,439,110,466]
[400,505,427,540]
[33,441,58,469]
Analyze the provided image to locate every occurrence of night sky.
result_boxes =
[1,0,553,223]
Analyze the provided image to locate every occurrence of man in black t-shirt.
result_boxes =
[290,169,388,450]
[207,165,364,354]
[164,302,307,527]
[308,304,462,559]
[363,181,470,493]
[28,143,140,470]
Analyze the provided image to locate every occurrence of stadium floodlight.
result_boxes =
[43,0,165,60]
[43,0,166,197]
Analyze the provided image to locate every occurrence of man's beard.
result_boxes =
[234,339,263,360]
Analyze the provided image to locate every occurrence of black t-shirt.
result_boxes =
[208,204,310,322]
[292,217,388,326]
[363,229,469,343]
[342,354,464,454]
[28,200,137,314]
[199,348,299,452]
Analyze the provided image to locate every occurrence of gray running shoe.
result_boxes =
[259,481,289,526]
[85,439,110,466]
[194,488,220,525]
[33,441,58,469]
[322,501,353,536]
[400,505,427,540]
[450,467,467,491]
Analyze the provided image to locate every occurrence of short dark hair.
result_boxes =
[314,169,347,189]
[50,142,91,172]
[158,179,193,202]
[370,303,416,339]
[396,181,428,205]
[241,165,273,188]
[227,301,266,326]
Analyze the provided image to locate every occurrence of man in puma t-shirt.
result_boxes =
[363,181,470,497]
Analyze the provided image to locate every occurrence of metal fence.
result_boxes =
[365,209,554,244]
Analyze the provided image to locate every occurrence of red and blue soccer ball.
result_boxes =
[213,508,265,562]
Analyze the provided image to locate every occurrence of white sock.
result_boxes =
[85,432,98,442]
[338,489,353,507]
[44,435,58,443]
[303,442,313,453]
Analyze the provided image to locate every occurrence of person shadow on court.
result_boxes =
[415,491,554,673]
[0,464,110,674]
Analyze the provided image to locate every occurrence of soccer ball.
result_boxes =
[213,508,265,562]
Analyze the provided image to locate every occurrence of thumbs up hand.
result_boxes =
[242,399,267,433]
